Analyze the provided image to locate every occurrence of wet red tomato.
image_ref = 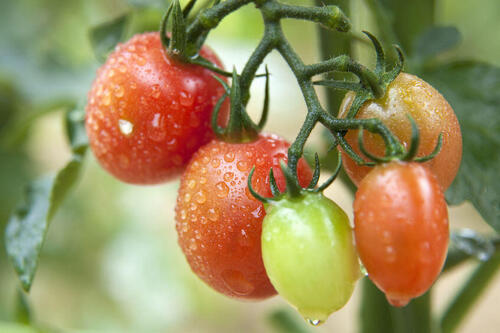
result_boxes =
[86,32,228,184]
[175,134,313,299]
[353,162,449,306]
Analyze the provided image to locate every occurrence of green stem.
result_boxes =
[440,251,500,333]
[186,0,253,43]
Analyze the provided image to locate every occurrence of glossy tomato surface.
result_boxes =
[339,72,462,190]
[175,134,312,299]
[86,32,228,184]
[262,192,359,323]
[354,162,449,306]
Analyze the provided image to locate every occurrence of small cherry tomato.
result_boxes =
[262,192,359,323]
[339,72,462,190]
[354,161,449,307]
[175,134,312,299]
[86,32,228,184]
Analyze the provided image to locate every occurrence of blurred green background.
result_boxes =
[0,0,499,332]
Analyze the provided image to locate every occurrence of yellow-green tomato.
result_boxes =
[261,192,360,324]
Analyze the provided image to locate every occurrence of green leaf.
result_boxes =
[267,309,310,333]
[5,151,86,292]
[441,251,500,333]
[413,26,461,61]
[89,14,130,62]
[0,322,39,333]
[65,107,88,154]
[422,61,500,232]
[126,0,169,9]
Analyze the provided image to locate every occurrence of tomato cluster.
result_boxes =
[85,30,461,324]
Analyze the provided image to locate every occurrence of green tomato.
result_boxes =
[262,192,360,324]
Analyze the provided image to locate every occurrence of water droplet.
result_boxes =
[149,114,166,141]
[221,270,254,296]
[199,177,207,184]
[224,152,235,162]
[307,319,323,326]
[151,84,161,99]
[207,208,218,222]
[118,65,127,73]
[216,182,229,198]
[211,158,221,168]
[251,206,263,219]
[194,191,206,204]
[180,209,187,220]
[237,161,249,172]
[385,245,396,262]
[180,91,194,107]
[136,56,147,66]
[189,240,198,251]
[187,179,196,189]
[114,85,124,98]
[118,119,134,136]
[183,193,191,203]
[223,172,234,182]
[360,263,368,276]
[102,91,111,106]
[387,296,409,307]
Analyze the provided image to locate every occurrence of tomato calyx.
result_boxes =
[356,114,444,166]
[248,151,342,204]
[211,68,270,143]
[159,0,233,77]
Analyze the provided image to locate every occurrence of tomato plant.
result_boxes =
[175,134,312,299]
[6,0,500,332]
[353,161,449,307]
[86,32,228,184]
[339,72,462,191]
[261,191,359,324]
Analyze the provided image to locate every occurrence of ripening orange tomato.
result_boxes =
[339,72,462,191]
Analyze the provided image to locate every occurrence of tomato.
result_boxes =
[86,32,228,184]
[175,134,312,299]
[339,72,462,190]
[353,162,449,307]
[261,192,359,323]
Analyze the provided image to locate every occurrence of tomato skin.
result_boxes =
[175,134,312,299]
[339,72,462,191]
[262,192,359,322]
[86,32,228,184]
[354,162,449,306]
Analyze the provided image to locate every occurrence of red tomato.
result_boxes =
[86,32,228,184]
[353,162,449,306]
[175,134,313,299]
[339,72,462,191]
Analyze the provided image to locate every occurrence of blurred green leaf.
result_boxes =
[422,61,500,232]
[65,107,88,154]
[444,229,500,272]
[0,322,39,333]
[268,309,310,333]
[5,151,85,291]
[441,251,500,333]
[90,14,130,63]
[413,26,461,62]
[127,0,170,9]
